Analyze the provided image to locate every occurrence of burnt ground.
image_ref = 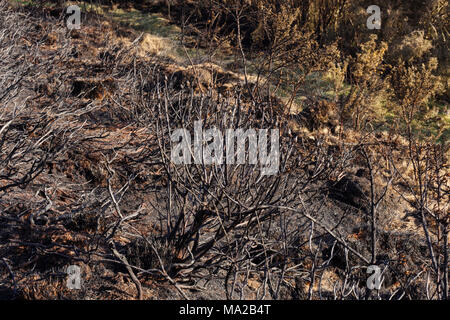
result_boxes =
[0,2,444,300]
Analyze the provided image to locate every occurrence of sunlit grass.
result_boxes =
[10,0,54,7]
[11,0,446,144]
[108,8,179,38]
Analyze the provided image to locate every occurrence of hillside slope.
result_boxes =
[0,1,447,300]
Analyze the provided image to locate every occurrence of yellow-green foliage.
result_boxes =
[389,56,445,141]
[391,30,433,63]
[390,58,442,115]
[338,35,388,129]
[251,1,302,47]
[352,35,388,85]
